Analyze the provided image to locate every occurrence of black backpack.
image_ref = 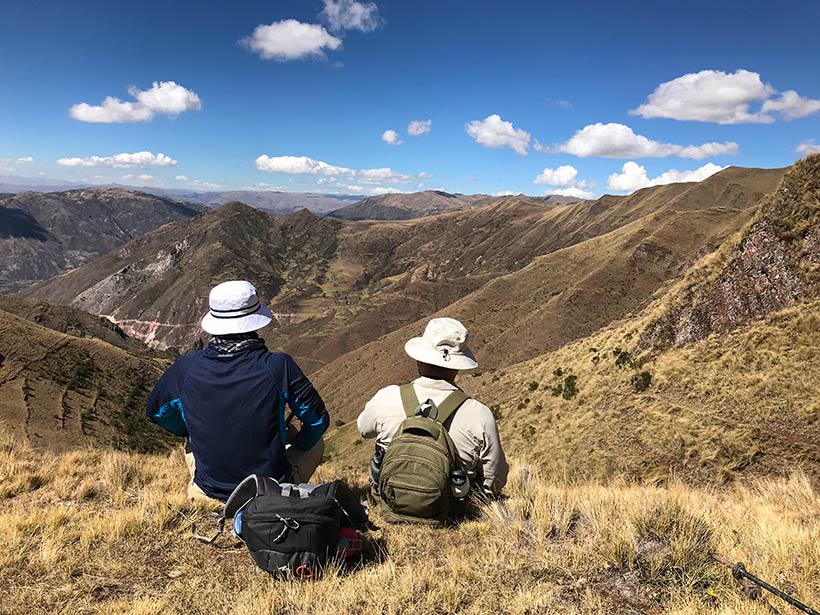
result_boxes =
[194,475,369,579]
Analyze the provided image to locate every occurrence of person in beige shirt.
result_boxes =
[357,317,508,496]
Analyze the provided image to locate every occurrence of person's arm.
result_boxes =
[145,358,192,437]
[277,354,329,451]
[356,390,384,439]
[478,409,509,495]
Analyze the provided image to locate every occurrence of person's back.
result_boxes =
[147,280,329,501]
[358,318,508,509]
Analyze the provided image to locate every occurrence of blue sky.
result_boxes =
[1,0,819,197]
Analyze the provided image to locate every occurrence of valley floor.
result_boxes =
[1,428,818,615]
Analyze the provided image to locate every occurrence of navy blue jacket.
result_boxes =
[146,345,329,500]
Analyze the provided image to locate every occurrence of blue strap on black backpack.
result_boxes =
[192,475,369,580]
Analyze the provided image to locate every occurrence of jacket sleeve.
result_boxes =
[275,354,329,451]
[478,409,509,496]
[145,356,194,437]
[357,387,390,439]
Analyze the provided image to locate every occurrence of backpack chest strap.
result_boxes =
[398,383,469,425]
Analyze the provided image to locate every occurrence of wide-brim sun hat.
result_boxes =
[201,280,273,335]
[404,317,478,370]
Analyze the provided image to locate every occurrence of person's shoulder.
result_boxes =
[459,396,496,422]
[262,350,294,367]
[171,349,204,370]
[367,384,401,404]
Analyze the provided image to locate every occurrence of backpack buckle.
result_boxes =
[417,399,438,420]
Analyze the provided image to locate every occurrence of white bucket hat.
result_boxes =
[201,280,273,336]
[404,317,478,370]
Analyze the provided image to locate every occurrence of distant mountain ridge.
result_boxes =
[0,188,204,293]
[24,166,785,382]
[328,190,582,221]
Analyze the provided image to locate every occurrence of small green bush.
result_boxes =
[632,371,652,392]
[528,381,539,391]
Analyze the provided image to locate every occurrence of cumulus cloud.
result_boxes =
[69,81,201,123]
[408,119,432,136]
[465,114,531,155]
[797,141,820,155]
[242,20,342,61]
[534,165,579,187]
[632,69,820,124]
[492,190,517,196]
[255,154,425,185]
[607,161,725,192]
[57,151,178,168]
[545,187,594,199]
[542,123,738,159]
[16,156,34,163]
[175,175,189,181]
[191,179,222,190]
[631,70,774,124]
[321,0,383,32]
[382,129,402,145]
[762,91,820,121]
[371,187,408,195]
[121,173,157,183]
[130,81,202,115]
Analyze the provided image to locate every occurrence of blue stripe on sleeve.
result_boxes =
[150,398,188,436]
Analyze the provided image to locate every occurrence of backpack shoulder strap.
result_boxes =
[435,390,469,426]
[399,383,420,418]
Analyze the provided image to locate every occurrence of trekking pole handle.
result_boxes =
[711,553,819,615]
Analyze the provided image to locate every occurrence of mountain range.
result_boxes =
[0,188,203,293]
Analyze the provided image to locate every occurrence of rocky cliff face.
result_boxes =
[0,188,203,293]
[640,154,820,351]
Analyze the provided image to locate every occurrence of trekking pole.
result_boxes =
[711,552,819,615]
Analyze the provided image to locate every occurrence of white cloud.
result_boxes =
[408,119,432,136]
[632,69,820,124]
[242,20,342,61]
[69,81,201,123]
[175,175,189,181]
[762,91,820,121]
[371,187,408,195]
[357,168,415,184]
[382,129,402,145]
[16,156,34,163]
[797,141,820,155]
[191,179,222,190]
[57,151,178,168]
[465,114,531,155]
[255,155,350,176]
[631,70,775,124]
[321,0,383,32]
[545,187,594,199]
[606,161,725,192]
[316,177,337,185]
[121,173,157,183]
[345,185,364,192]
[255,154,424,184]
[130,81,202,115]
[492,190,517,196]
[69,98,154,123]
[533,165,579,187]
[543,123,738,159]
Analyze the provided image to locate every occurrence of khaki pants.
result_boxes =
[185,438,325,502]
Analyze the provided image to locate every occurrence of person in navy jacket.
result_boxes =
[146,280,330,501]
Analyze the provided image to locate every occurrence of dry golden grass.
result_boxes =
[1,424,818,615]
[464,299,820,485]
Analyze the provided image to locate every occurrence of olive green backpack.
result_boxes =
[377,384,468,524]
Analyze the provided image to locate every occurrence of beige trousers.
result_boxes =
[185,438,325,502]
